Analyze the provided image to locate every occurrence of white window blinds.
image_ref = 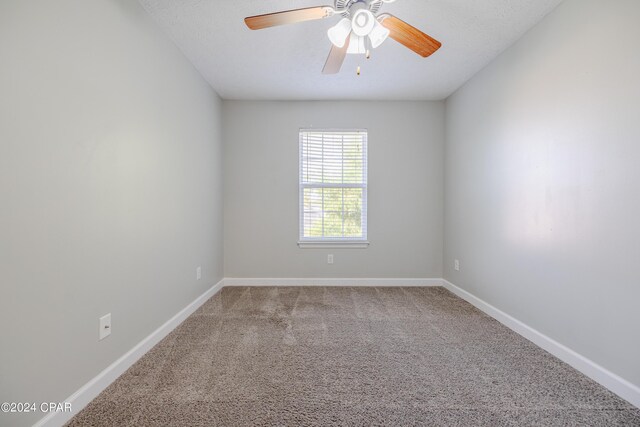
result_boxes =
[299,130,368,245]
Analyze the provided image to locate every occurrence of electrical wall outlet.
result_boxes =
[196,266,202,280]
[99,313,111,340]
[454,259,460,271]
[327,254,334,264]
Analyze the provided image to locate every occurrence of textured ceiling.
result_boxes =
[138,0,563,100]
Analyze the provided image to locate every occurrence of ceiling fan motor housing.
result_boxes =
[336,0,382,18]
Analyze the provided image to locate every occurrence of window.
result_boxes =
[299,129,368,248]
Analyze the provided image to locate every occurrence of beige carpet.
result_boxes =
[67,287,639,426]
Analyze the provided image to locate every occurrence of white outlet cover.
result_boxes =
[327,254,334,264]
[196,266,202,280]
[99,313,111,340]
[454,259,460,271]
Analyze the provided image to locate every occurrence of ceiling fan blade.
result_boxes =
[322,35,351,74]
[380,15,441,58]
[245,6,334,30]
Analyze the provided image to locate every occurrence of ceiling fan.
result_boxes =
[244,0,442,75]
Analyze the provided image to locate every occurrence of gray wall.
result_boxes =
[224,101,444,278]
[444,0,640,387]
[0,1,223,425]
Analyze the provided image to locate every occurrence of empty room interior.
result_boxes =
[2,0,640,426]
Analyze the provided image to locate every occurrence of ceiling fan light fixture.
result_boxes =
[351,9,375,37]
[368,19,390,48]
[327,18,352,48]
[346,33,367,54]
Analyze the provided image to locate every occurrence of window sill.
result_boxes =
[298,241,369,249]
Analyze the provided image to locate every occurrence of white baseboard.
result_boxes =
[33,279,225,427]
[223,277,443,287]
[442,279,640,409]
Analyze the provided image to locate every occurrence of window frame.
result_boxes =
[298,128,369,249]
